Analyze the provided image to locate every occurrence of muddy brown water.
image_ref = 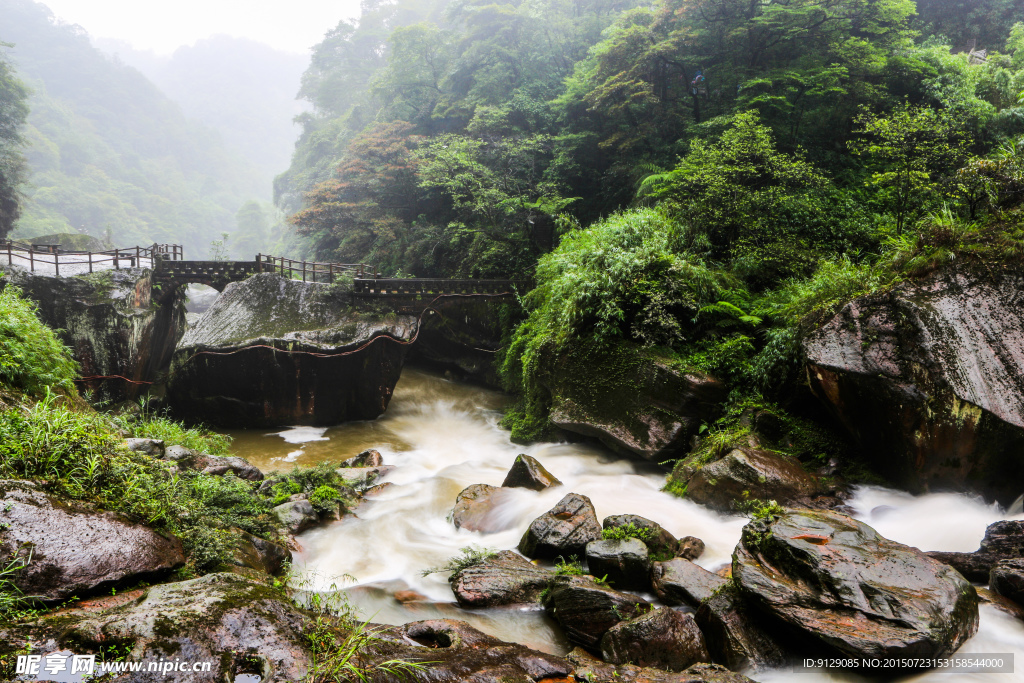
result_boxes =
[221,367,1024,679]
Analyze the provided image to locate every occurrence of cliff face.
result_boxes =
[167,273,417,427]
[1,265,185,404]
[804,266,1024,504]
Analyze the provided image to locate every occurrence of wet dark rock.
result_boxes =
[200,455,264,481]
[546,341,727,461]
[694,586,789,671]
[502,454,562,491]
[567,648,755,683]
[450,550,553,607]
[685,448,820,511]
[272,500,318,533]
[405,298,506,387]
[335,465,395,490]
[231,531,291,576]
[585,538,651,592]
[340,448,383,467]
[451,483,502,532]
[392,619,573,682]
[543,575,652,651]
[990,558,1024,606]
[0,480,185,602]
[125,438,164,456]
[600,607,710,671]
[167,273,416,427]
[977,586,1024,621]
[652,559,728,608]
[2,266,186,404]
[163,444,195,461]
[51,573,313,682]
[804,266,1024,504]
[519,492,602,559]
[603,514,678,559]
[676,536,706,561]
[928,520,1024,581]
[734,508,979,658]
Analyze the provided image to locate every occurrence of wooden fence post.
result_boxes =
[54,249,59,278]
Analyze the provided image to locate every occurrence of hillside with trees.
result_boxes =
[278,0,1024,438]
[0,0,266,258]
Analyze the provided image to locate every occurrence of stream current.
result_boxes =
[227,367,1024,682]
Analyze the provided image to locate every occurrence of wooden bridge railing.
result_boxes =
[2,240,182,276]
[256,254,377,282]
[352,278,527,296]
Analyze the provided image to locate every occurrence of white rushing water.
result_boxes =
[232,368,1024,680]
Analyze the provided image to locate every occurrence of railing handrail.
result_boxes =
[1,239,183,276]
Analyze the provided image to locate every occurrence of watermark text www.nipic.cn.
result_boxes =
[16,653,215,677]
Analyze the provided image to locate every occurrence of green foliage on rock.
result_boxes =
[0,283,77,396]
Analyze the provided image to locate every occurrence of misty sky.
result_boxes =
[40,0,363,54]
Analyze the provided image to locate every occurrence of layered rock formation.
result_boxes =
[544,341,726,461]
[2,265,185,404]
[167,273,416,427]
[804,266,1024,504]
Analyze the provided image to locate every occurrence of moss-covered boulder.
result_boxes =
[0,480,185,602]
[42,573,313,682]
[167,273,416,427]
[733,508,979,659]
[449,550,554,607]
[684,447,821,512]
[2,265,185,404]
[544,341,726,461]
[804,266,1024,504]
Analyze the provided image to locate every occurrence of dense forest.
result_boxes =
[0,0,278,258]
[276,0,1024,439]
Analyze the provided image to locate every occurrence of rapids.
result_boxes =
[227,367,1024,681]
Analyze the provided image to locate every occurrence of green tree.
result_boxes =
[850,103,972,232]
[0,43,29,238]
[645,111,826,255]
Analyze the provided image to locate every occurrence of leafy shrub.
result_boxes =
[111,405,232,456]
[0,394,274,574]
[0,284,78,396]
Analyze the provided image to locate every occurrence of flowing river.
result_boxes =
[227,367,1024,682]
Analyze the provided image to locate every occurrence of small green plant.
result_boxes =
[735,498,785,520]
[553,555,586,576]
[309,485,344,514]
[422,546,497,576]
[601,522,655,544]
[305,616,426,683]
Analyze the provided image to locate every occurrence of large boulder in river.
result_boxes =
[804,266,1024,504]
[0,480,185,601]
[543,340,726,461]
[928,519,1024,581]
[585,538,651,591]
[652,558,729,608]
[518,492,602,559]
[733,508,979,658]
[600,607,710,671]
[568,649,756,683]
[603,514,679,559]
[990,559,1024,606]
[543,575,652,650]
[2,266,185,404]
[451,483,516,533]
[167,273,416,427]
[684,447,820,512]
[695,585,789,671]
[502,454,562,490]
[450,550,554,607]
[46,572,313,681]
